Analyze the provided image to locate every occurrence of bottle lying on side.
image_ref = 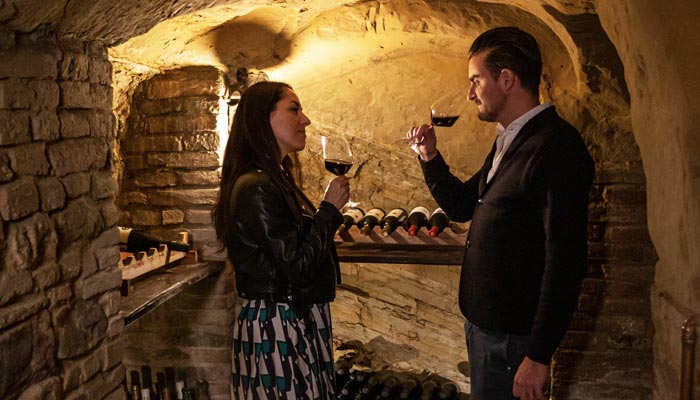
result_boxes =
[380,208,408,237]
[358,207,386,235]
[118,227,192,254]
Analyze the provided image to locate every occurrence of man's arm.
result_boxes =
[421,152,481,222]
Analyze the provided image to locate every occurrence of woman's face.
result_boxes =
[269,88,311,160]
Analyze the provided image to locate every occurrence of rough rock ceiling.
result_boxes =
[2,0,595,47]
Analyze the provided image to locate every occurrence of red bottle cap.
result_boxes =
[428,226,439,236]
[408,225,418,236]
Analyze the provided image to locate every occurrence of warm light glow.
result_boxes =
[216,97,230,162]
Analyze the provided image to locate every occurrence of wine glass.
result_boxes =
[401,90,465,147]
[430,90,464,127]
[321,135,358,207]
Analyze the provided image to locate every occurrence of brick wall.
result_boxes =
[117,66,236,400]
[0,31,123,399]
[117,66,225,259]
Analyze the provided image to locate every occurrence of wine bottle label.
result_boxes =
[343,208,364,223]
[430,207,446,218]
[409,206,430,218]
[365,208,386,221]
[386,208,407,220]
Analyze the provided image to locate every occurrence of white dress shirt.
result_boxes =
[487,102,552,182]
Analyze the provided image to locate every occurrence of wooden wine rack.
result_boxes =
[334,225,468,265]
[119,232,198,296]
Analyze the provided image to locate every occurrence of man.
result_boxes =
[405,27,594,400]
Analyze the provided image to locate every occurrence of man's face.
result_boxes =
[468,51,506,123]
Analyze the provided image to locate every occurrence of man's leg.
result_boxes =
[465,321,530,400]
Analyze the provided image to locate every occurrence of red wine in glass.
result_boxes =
[325,159,353,176]
[321,134,358,206]
[431,114,460,127]
[430,90,463,128]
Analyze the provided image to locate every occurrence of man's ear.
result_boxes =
[500,68,516,90]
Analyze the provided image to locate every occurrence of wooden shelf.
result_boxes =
[119,261,224,326]
[334,226,467,265]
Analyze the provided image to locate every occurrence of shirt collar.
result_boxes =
[496,102,552,136]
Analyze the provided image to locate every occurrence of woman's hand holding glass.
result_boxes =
[323,176,350,211]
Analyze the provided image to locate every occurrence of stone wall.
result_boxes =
[117,66,235,400]
[117,65,225,258]
[0,31,123,399]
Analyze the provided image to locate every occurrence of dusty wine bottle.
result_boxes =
[380,208,408,236]
[130,370,142,400]
[419,379,439,400]
[338,372,361,400]
[118,227,192,253]
[379,375,399,398]
[437,382,459,399]
[335,359,354,390]
[175,369,186,400]
[398,377,421,399]
[165,367,178,400]
[156,371,172,400]
[404,206,430,236]
[141,365,157,400]
[358,374,382,399]
[427,208,450,237]
[336,207,365,235]
[358,208,386,235]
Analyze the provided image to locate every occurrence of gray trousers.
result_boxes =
[465,321,530,400]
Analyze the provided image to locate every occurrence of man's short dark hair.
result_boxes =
[469,27,542,96]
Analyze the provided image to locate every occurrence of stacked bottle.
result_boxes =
[126,367,202,400]
[337,207,365,235]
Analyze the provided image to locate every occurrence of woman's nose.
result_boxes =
[301,112,311,126]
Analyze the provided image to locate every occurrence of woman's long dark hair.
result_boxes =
[212,81,296,247]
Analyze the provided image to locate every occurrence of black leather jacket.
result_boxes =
[226,169,342,318]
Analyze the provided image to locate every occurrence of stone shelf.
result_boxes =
[334,225,467,265]
[119,261,225,326]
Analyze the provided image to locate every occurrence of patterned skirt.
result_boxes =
[232,300,336,400]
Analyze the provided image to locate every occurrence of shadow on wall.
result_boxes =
[207,12,292,72]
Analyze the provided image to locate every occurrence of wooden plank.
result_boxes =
[119,261,225,326]
[334,225,467,265]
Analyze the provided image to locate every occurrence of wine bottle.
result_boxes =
[119,227,192,253]
[182,388,195,400]
[175,369,186,400]
[427,208,450,237]
[338,372,361,400]
[165,367,178,400]
[357,374,382,399]
[157,371,172,400]
[437,382,459,399]
[358,208,386,235]
[380,208,407,237]
[398,377,421,399]
[130,370,143,400]
[336,207,365,235]
[141,365,158,400]
[379,375,399,398]
[335,359,354,390]
[404,206,430,236]
[419,379,438,400]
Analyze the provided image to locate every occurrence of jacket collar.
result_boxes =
[479,105,557,195]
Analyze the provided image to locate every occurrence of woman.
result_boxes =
[212,81,349,399]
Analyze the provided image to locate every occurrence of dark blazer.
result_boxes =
[421,106,594,364]
[227,169,343,318]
